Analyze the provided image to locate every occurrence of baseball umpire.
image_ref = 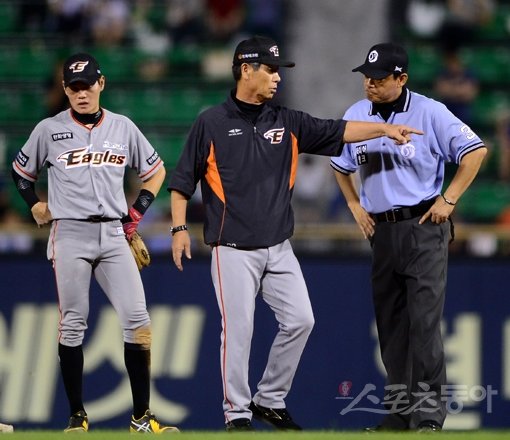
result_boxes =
[11,53,178,433]
[168,35,422,431]
[331,43,487,432]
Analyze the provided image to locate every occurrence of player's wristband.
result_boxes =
[442,195,456,206]
[132,189,155,215]
[170,225,188,235]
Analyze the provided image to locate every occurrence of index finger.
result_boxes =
[405,127,424,135]
[419,210,431,225]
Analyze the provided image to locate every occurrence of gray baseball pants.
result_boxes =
[211,239,314,423]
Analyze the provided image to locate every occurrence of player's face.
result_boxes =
[363,73,408,104]
[245,63,281,103]
[64,77,105,114]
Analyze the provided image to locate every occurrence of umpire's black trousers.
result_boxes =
[370,217,449,429]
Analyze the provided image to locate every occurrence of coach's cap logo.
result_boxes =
[269,45,279,57]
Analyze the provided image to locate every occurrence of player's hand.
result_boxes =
[171,230,192,271]
[419,196,453,224]
[385,124,424,144]
[349,203,375,239]
[31,202,53,226]
[121,207,143,240]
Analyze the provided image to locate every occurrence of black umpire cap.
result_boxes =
[63,53,102,87]
[352,43,408,80]
[233,36,295,67]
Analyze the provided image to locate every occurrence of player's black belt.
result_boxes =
[85,216,118,223]
[371,198,436,223]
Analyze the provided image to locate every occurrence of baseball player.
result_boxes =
[11,53,178,434]
[331,43,487,432]
[168,35,422,431]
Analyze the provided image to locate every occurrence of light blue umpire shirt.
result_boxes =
[330,88,485,214]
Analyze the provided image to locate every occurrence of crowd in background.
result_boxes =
[1,0,510,256]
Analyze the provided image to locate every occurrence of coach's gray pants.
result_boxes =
[211,240,314,423]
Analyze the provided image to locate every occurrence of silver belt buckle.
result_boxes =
[385,210,397,222]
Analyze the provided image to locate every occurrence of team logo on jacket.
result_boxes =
[263,128,285,144]
[57,146,127,169]
[399,143,416,159]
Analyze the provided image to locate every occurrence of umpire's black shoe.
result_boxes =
[417,421,442,433]
[225,418,254,432]
[249,401,302,431]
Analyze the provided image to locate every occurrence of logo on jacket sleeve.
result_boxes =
[263,128,285,144]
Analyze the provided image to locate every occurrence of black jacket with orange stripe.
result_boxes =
[168,93,346,249]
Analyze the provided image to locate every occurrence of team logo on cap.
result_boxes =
[368,50,378,63]
[269,45,279,57]
[69,61,89,73]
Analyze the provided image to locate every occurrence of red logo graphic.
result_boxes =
[339,381,352,397]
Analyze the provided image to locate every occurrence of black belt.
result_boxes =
[84,216,118,223]
[371,199,436,223]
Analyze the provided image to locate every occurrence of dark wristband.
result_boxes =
[12,168,40,208]
[170,225,188,235]
[132,189,155,215]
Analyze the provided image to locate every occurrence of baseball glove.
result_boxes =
[128,231,151,270]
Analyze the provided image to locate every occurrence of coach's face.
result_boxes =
[363,73,407,104]
[64,76,105,114]
[241,63,281,104]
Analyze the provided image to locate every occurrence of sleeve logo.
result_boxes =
[263,128,285,144]
[147,151,159,165]
[16,151,29,167]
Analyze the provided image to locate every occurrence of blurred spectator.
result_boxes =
[244,0,282,41]
[165,0,205,46]
[204,0,245,44]
[495,110,510,182]
[433,49,479,125]
[89,0,131,47]
[46,0,92,43]
[437,0,495,52]
[45,59,69,117]
[17,0,49,33]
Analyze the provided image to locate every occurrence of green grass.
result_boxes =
[4,430,510,439]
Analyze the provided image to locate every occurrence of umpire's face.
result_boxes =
[64,76,105,114]
[363,73,408,104]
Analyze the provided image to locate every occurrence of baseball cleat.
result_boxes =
[64,410,88,433]
[225,418,254,432]
[130,410,180,434]
[249,401,302,430]
[0,422,14,433]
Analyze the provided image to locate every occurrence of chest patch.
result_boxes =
[52,132,73,141]
[356,144,368,165]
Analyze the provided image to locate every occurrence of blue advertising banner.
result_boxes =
[0,255,508,431]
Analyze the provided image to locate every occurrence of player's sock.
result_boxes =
[58,343,85,415]
[124,342,151,419]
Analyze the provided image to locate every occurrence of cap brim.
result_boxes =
[234,57,295,67]
[352,65,391,80]
[65,76,98,87]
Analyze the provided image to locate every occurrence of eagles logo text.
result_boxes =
[57,147,127,169]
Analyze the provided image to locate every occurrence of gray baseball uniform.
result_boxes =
[12,108,164,346]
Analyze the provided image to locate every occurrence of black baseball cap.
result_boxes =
[63,53,102,87]
[233,36,295,67]
[352,43,408,80]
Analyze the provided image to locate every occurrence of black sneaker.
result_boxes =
[64,410,88,433]
[225,418,254,432]
[417,421,442,433]
[249,401,302,431]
